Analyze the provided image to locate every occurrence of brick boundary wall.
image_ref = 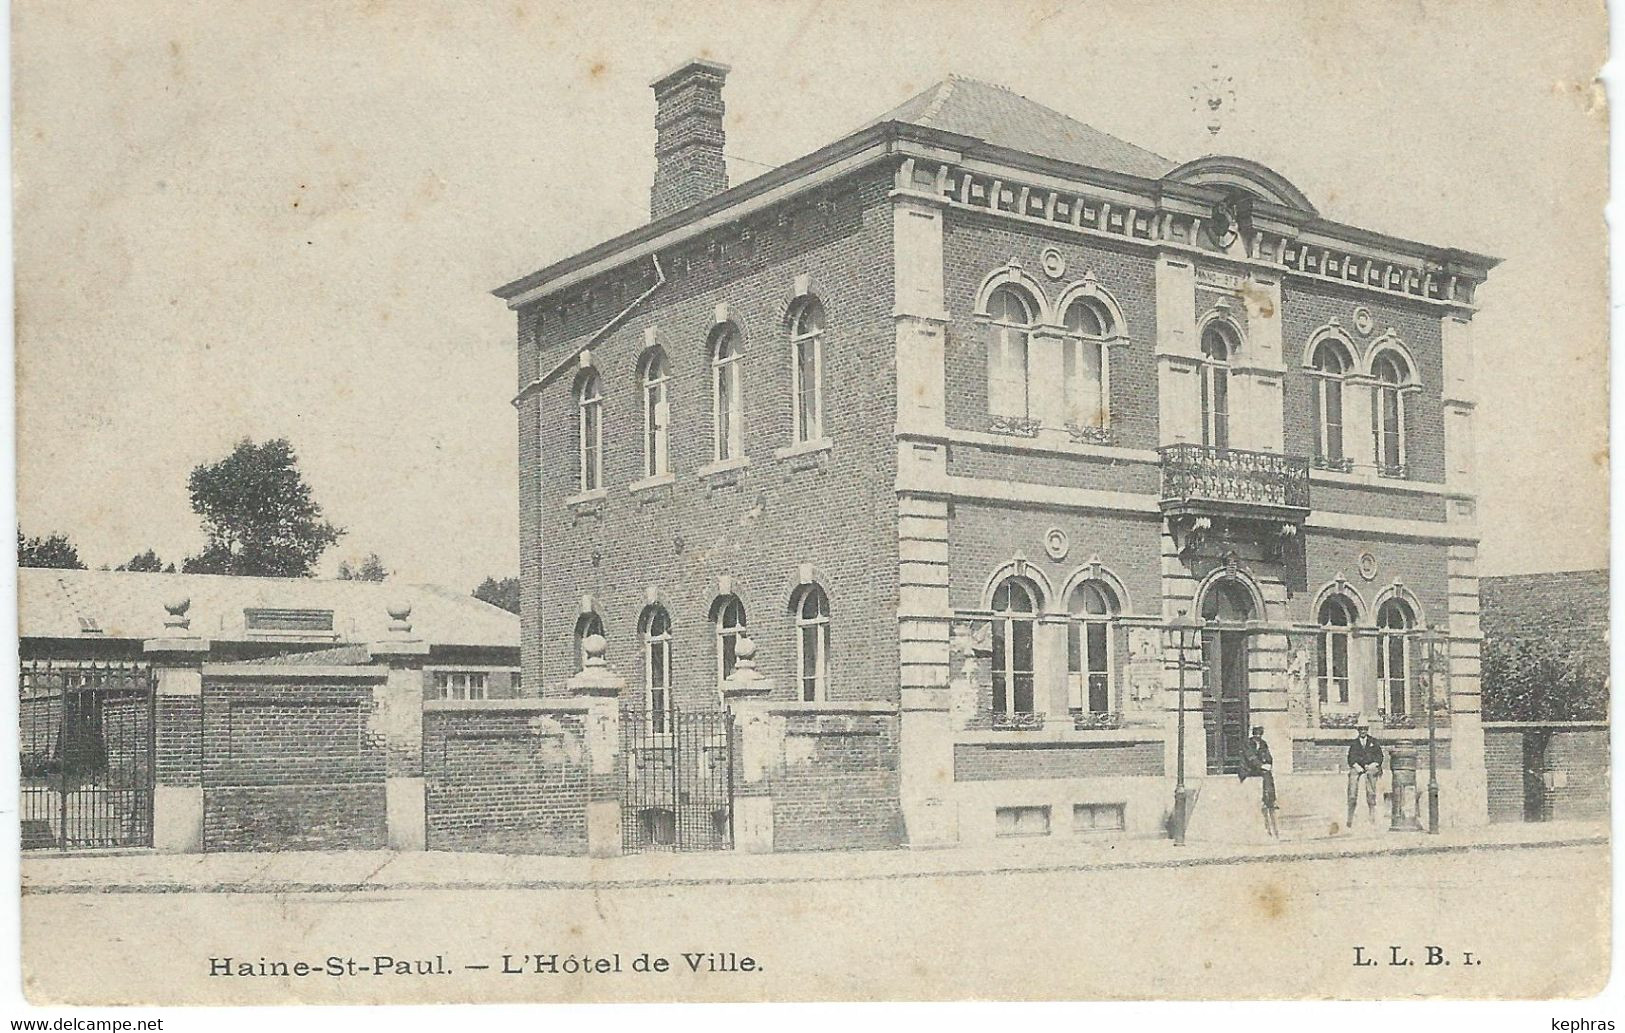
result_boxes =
[1484,723,1609,823]
[422,700,611,855]
[200,668,387,852]
[1292,737,1452,773]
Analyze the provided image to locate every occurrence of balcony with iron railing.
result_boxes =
[1158,444,1312,523]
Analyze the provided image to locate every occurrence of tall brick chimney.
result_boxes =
[649,59,730,221]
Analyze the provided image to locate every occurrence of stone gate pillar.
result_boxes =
[371,602,431,851]
[566,633,625,858]
[721,637,777,853]
[143,596,209,853]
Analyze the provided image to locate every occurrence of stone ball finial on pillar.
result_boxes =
[722,635,774,702]
[568,632,625,698]
[162,595,192,631]
[582,633,608,667]
[387,601,413,634]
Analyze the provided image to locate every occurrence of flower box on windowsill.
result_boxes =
[1380,712,1417,730]
[988,415,1042,438]
[1072,709,1123,731]
[991,711,1046,732]
[1376,462,1409,480]
[1313,455,1356,474]
[1064,423,1117,447]
[1318,710,1363,729]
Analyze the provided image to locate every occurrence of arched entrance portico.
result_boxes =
[1198,575,1258,775]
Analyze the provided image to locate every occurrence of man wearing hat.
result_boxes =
[1239,725,1279,839]
[1346,724,1385,830]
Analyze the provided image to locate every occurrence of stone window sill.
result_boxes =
[628,471,676,496]
[564,486,608,509]
[774,436,834,462]
[697,455,751,479]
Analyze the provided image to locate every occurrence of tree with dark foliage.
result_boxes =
[338,553,389,581]
[181,438,343,578]
[473,576,520,614]
[18,530,86,569]
[116,549,174,573]
[1481,635,1608,722]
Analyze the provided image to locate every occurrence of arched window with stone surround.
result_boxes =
[1309,338,1353,469]
[1067,580,1118,714]
[574,370,603,491]
[1062,297,1112,430]
[713,595,747,683]
[710,324,743,461]
[1200,323,1236,450]
[640,348,670,478]
[985,285,1035,419]
[1316,596,1356,706]
[1372,351,1411,477]
[788,298,825,444]
[792,585,830,702]
[640,604,673,733]
[990,576,1041,716]
[1376,598,1416,716]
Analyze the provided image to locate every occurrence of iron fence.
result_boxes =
[619,706,733,854]
[20,659,155,850]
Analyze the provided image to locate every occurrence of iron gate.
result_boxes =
[620,707,734,853]
[20,660,155,850]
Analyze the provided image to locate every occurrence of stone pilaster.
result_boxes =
[1155,256,1199,445]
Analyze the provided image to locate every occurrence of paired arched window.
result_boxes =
[990,577,1040,716]
[710,325,743,461]
[794,585,830,702]
[985,286,1035,419]
[1201,578,1255,623]
[1376,599,1416,716]
[640,348,670,478]
[1309,338,1352,469]
[789,299,825,444]
[1316,596,1356,706]
[1062,298,1111,430]
[1200,324,1236,451]
[714,595,747,682]
[1067,580,1118,714]
[575,370,603,491]
[575,611,605,668]
[640,605,673,732]
[1373,352,1410,476]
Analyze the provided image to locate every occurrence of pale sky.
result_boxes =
[12,0,1609,590]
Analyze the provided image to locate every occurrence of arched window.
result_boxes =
[794,585,830,702]
[789,299,825,444]
[1316,596,1355,706]
[710,324,743,461]
[714,595,747,682]
[1309,339,1352,469]
[1376,598,1416,716]
[1062,298,1111,430]
[575,611,604,669]
[1201,578,1255,623]
[1373,352,1410,477]
[640,348,670,478]
[1067,580,1118,714]
[640,605,673,733]
[985,286,1034,419]
[990,577,1040,716]
[575,371,603,491]
[1200,324,1235,450]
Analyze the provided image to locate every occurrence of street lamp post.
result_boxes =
[1425,624,1441,834]
[1166,609,1202,846]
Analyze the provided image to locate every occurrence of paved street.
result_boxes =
[21,842,1608,1004]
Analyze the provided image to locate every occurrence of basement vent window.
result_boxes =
[995,805,1050,838]
[1073,803,1127,834]
[244,608,335,633]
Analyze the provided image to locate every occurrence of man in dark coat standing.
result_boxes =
[1238,725,1279,839]
[1346,724,1384,830]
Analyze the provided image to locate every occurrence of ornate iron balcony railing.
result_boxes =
[1159,444,1311,514]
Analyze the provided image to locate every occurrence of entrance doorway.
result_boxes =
[1200,577,1255,776]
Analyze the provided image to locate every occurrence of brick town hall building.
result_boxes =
[494,63,1498,852]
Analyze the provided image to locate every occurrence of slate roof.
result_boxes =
[18,568,518,650]
[869,75,1175,180]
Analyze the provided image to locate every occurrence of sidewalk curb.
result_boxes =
[21,834,1606,897]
